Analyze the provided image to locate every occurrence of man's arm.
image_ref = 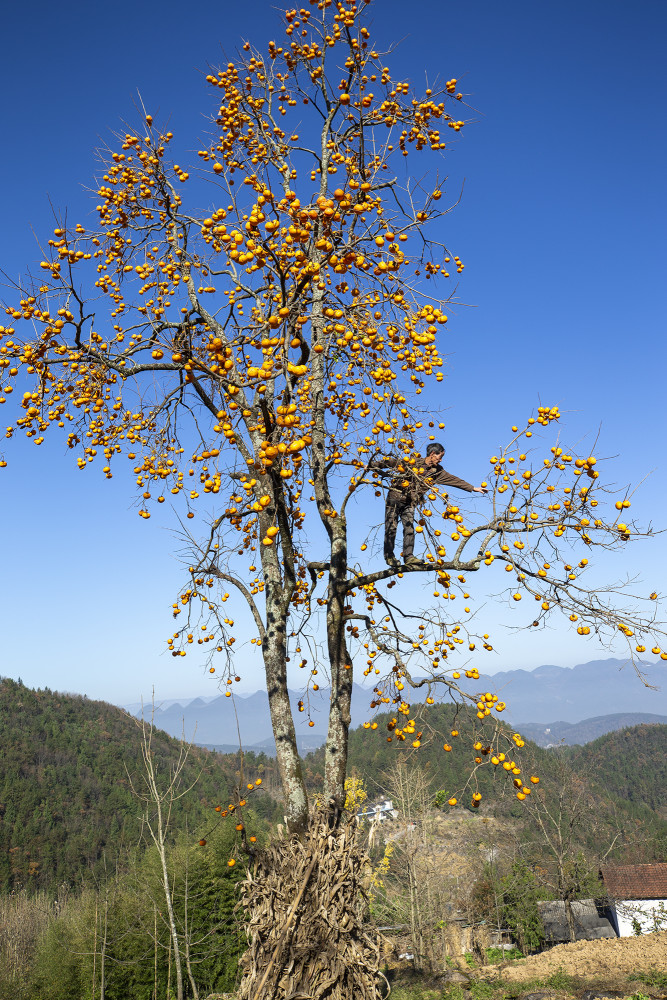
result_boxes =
[369,455,399,472]
[431,468,487,494]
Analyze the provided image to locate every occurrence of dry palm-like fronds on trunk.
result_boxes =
[237,810,384,1000]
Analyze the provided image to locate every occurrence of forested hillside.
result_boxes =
[0,679,277,892]
[314,704,667,859]
[569,723,667,815]
[2,677,665,901]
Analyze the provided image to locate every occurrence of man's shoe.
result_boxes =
[404,555,421,566]
[386,554,399,568]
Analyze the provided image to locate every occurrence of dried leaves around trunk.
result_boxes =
[237,811,384,1000]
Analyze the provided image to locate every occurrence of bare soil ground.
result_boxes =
[480,930,667,984]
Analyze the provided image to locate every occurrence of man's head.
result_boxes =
[425,442,445,467]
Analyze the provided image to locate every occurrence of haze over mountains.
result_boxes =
[123,658,667,752]
[514,713,667,748]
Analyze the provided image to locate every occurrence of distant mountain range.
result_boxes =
[485,657,665,723]
[123,686,374,751]
[513,713,667,747]
[122,657,666,753]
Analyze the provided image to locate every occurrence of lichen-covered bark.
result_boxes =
[308,267,352,807]
[260,477,308,833]
[263,616,309,833]
[323,525,353,805]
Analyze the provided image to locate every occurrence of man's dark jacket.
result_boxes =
[381,456,475,506]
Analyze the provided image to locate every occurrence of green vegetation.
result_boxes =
[2,679,667,999]
[540,967,580,991]
[570,723,667,813]
[494,861,545,954]
[384,974,663,1000]
[319,704,667,861]
[629,968,667,989]
[382,977,659,1000]
[0,823,246,1000]
[0,678,279,893]
[469,982,496,1000]
[484,947,523,964]
[389,988,446,1000]
[0,679,288,998]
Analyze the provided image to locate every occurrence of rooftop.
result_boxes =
[601,863,667,900]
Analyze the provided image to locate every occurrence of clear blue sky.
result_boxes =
[1,0,665,706]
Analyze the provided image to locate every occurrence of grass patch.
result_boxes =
[388,987,445,1000]
[389,976,557,1000]
[545,969,578,990]
[469,982,496,1000]
[629,969,667,990]
[473,969,587,997]
[386,959,667,1000]
[386,982,496,1000]
[485,947,525,965]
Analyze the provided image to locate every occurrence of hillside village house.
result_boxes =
[356,798,398,823]
[601,863,667,935]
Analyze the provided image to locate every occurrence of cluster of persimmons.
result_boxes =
[1,0,663,825]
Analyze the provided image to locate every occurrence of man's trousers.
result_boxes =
[384,495,416,561]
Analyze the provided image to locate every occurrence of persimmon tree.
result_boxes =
[2,0,665,993]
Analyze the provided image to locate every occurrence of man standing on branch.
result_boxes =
[383,443,487,567]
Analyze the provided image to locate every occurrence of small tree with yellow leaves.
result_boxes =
[3,1,665,994]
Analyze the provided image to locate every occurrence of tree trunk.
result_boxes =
[156,827,184,1000]
[92,898,98,1000]
[182,862,199,1000]
[323,575,352,806]
[154,905,158,1000]
[100,889,108,1000]
[263,624,309,834]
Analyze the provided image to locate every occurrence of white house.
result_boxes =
[357,798,398,823]
[601,863,667,936]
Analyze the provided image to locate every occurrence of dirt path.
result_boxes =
[480,931,667,983]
